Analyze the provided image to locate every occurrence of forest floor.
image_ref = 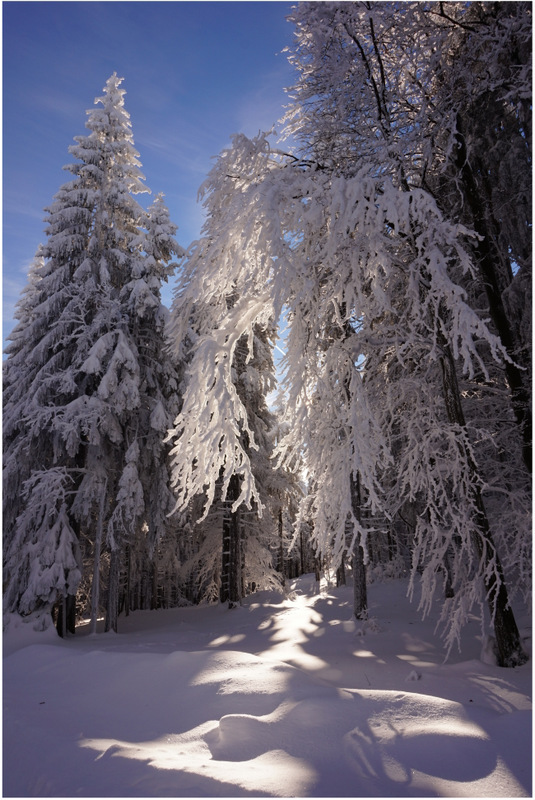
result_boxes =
[3,574,532,797]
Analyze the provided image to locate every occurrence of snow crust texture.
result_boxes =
[3,577,531,797]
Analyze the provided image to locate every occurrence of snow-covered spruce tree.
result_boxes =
[169,321,282,607]
[269,409,305,585]
[167,138,287,607]
[2,154,110,632]
[281,2,528,665]
[109,193,184,621]
[3,74,183,634]
[3,247,49,548]
[235,322,290,598]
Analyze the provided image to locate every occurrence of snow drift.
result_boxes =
[3,575,531,797]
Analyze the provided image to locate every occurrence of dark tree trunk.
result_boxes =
[228,500,241,608]
[220,473,242,608]
[124,545,131,617]
[352,543,367,621]
[56,593,76,637]
[151,560,158,610]
[105,549,120,633]
[141,557,151,610]
[350,472,367,620]
[386,526,395,561]
[278,507,286,587]
[453,115,531,473]
[443,547,455,599]
[89,481,106,634]
[440,345,527,667]
[220,518,230,604]
[336,554,347,587]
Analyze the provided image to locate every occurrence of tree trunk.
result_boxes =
[220,474,242,607]
[440,345,527,667]
[220,517,230,605]
[300,529,305,576]
[89,478,107,634]
[151,559,158,610]
[124,545,131,617]
[336,554,347,587]
[453,115,531,473]
[105,549,119,633]
[56,592,76,637]
[350,472,367,620]
[278,507,286,587]
[352,544,367,621]
[443,546,455,599]
[141,557,151,610]
[228,498,241,609]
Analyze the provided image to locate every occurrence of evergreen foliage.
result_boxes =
[3,75,183,632]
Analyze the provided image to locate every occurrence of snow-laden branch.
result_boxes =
[168,293,272,519]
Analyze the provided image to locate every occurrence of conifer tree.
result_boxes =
[168,140,285,605]
[3,74,183,634]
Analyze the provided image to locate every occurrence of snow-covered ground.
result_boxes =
[3,574,532,797]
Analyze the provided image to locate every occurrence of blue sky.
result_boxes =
[3,0,296,344]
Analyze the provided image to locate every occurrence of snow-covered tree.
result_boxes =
[167,115,527,664]
[281,1,529,664]
[284,1,531,468]
[424,2,531,472]
[3,248,48,544]
[167,138,288,606]
[3,74,183,634]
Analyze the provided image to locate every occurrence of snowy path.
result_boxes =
[3,576,531,797]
